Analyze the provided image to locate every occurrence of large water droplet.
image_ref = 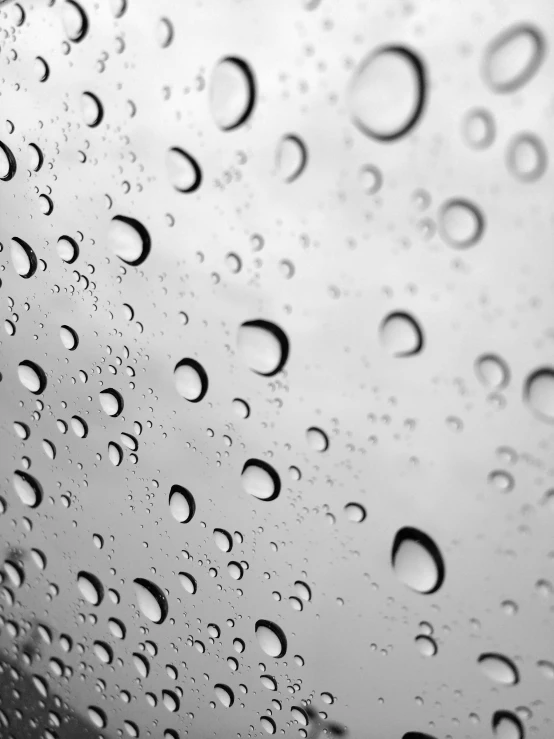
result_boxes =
[108,215,151,266]
[349,46,426,141]
[276,135,308,183]
[60,325,78,350]
[241,459,281,501]
[18,361,47,394]
[162,690,179,712]
[169,485,195,523]
[478,653,519,685]
[255,619,287,657]
[133,578,168,624]
[391,527,445,594]
[81,92,103,127]
[61,0,88,42]
[214,684,234,708]
[77,572,104,606]
[483,24,545,93]
[57,236,78,263]
[380,312,423,357]
[99,388,123,417]
[237,320,289,376]
[0,141,16,181]
[524,368,554,422]
[166,148,202,193]
[492,711,523,739]
[88,707,107,729]
[439,199,485,248]
[506,132,547,182]
[174,359,208,402]
[11,238,37,278]
[210,57,256,131]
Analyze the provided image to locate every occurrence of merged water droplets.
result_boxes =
[237,320,289,376]
[483,24,545,93]
[210,57,256,131]
[99,388,124,417]
[169,484,196,523]
[11,238,37,278]
[255,619,287,657]
[478,653,519,685]
[174,359,208,402]
[380,312,424,357]
[241,459,281,501]
[77,572,104,606]
[18,361,47,394]
[166,148,202,193]
[108,215,151,266]
[391,527,445,594]
[349,46,426,141]
[133,578,168,624]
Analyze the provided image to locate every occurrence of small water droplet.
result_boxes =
[214,528,233,552]
[13,470,43,507]
[524,368,554,422]
[344,503,366,522]
[276,135,308,183]
[60,325,78,350]
[506,132,547,182]
[81,92,103,127]
[62,0,88,42]
[0,141,16,180]
[166,147,202,193]
[11,238,37,278]
[179,572,197,594]
[57,235,79,263]
[475,354,510,390]
[214,683,234,708]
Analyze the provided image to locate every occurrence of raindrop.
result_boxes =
[60,325,78,350]
[108,442,123,466]
[42,440,56,459]
[38,193,53,215]
[169,485,196,523]
[537,660,554,680]
[276,135,308,183]
[483,24,545,93]
[71,416,88,438]
[88,707,107,729]
[349,45,426,141]
[475,354,510,390]
[77,572,104,606]
[99,388,124,417]
[241,459,281,501]
[18,360,46,393]
[506,133,547,182]
[11,237,37,278]
[108,618,125,639]
[210,57,256,131]
[380,312,424,357]
[174,358,208,402]
[133,578,168,624]
[109,0,126,17]
[492,711,524,739]
[166,147,202,192]
[13,422,30,440]
[237,320,289,376]
[478,653,519,685]
[214,684,234,708]
[261,675,277,690]
[61,0,88,42]
[28,143,43,171]
[0,141,16,180]
[179,572,197,594]
[306,427,329,452]
[438,198,485,248]
[415,635,437,657]
[391,527,445,594]
[133,653,150,678]
[294,581,311,601]
[291,707,309,726]
[232,398,250,418]
[344,503,366,522]
[255,619,287,658]
[228,561,244,580]
[57,236,79,263]
[261,717,276,734]
[214,528,233,552]
[108,215,151,266]
[4,561,23,588]
[13,471,43,507]
[524,368,554,422]
[81,92,103,127]
[162,690,179,712]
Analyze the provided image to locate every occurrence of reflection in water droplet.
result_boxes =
[261,717,276,734]
[276,135,308,183]
[57,235,79,263]
[0,141,16,180]
[478,653,519,685]
[166,147,202,193]
[483,24,545,93]
[62,0,88,42]
[255,619,287,657]
[492,711,523,739]
[81,92,103,127]
[179,572,197,594]
[11,238,37,278]
[133,578,168,624]
[349,46,426,141]
[344,503,366,522]
[214,528,232,552]
[210,57,256,131]
[77,572,104,606]
[439,198,485,248]
[238,320,289,376]
[174,359,208,402]
[60,325,78,350]
[524,368,554,422]
[214,683,234,708]
[463,108,495,149]
[380,312,423,357]
[99,388,124,417]
[108,215,151,266]
[475,354,510,390]
[18,360,47,394]
[241,459,281,501]
[169,485,196,523]
[507,133,547,182]
[392,527,445,594]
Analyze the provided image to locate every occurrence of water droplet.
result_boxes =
[93,641,112,664]
[0,141,16,180]
[488,470,515,493]
[166,147,202,193]
[506,133,547,182]
[60,325,78,350]
[380,312,424,357]
[4,561,24,588]
[291,707,309,726]
[483,24,545,93]
[11,238,37,278]
[261,717,276,734]
[214,684,234,708]
[360,164,382,194]
[492,711,523,739]
[537,660,554,680]
[162,690,179,712]
[57,235,79,263]
[344,503,366,522]
[478,653,519,685]
[255,619,287,657]
[241,459,281,501]
[156,17,174,47]
[88,707,107,729]
[42,439,56,459]
[415,635,437,657]
[133,652,150,678]
[294,581,311,601]
[228,561,244,580]
[524,368,554,422]
[438,198,485,248]
[35,56,49,82]
[13,470,43,507]
[62,0,88,42]
[28,143,43,171]
[108,618,125,639]
[169,485,196,523]
[179,572,197,594]
[13,422,30,440]
[306,427,329,452]
[261,675,277,690]
[174,359,208,402]
[210,57,256,131]
[391,527,445,594]
[214,528,232,552]
[99,388,123,417]
[475,354,509,390]
[462,108,495,149]
[133,578,168,624]
[81,92,103,127]
[108,442,123,466]
[237,320,289,376]
[232,398,250,418]
[77,572,103,606]
[276,135,308,183]
[349,46,426,141]
[108,215,151,266]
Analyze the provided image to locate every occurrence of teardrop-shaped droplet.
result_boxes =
[349,46,426,141]
[524,368,554,422]
[237,319,289,376]
[241,459,281,501]
[179,572,197,594]
[506,132,547,182]
[214,528,232,552]
[214,683,234,708]
[11,237,37,278]
[60,325,78,350]
[62,0,88,42]
[483,24,544,93]
[174,359,208,402]
[210,57,256,131]
[391,527,445,594]
[81,92,103,127]
[438,198,485,248]
[478,653,519,685]
[166,148,202,193]
[492,711,524,739]
[169,485,196,523]
[99,388,123,417]
[57,235,79,263]
[0,141,16,181]
[276,135,308,183]
[13,470,43,507]
[77,571,104,606]
[255,619,287,658]
[133,578,168,624]
[380,312,424,357]
[18,360,46,393]
[108,215,151,266]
